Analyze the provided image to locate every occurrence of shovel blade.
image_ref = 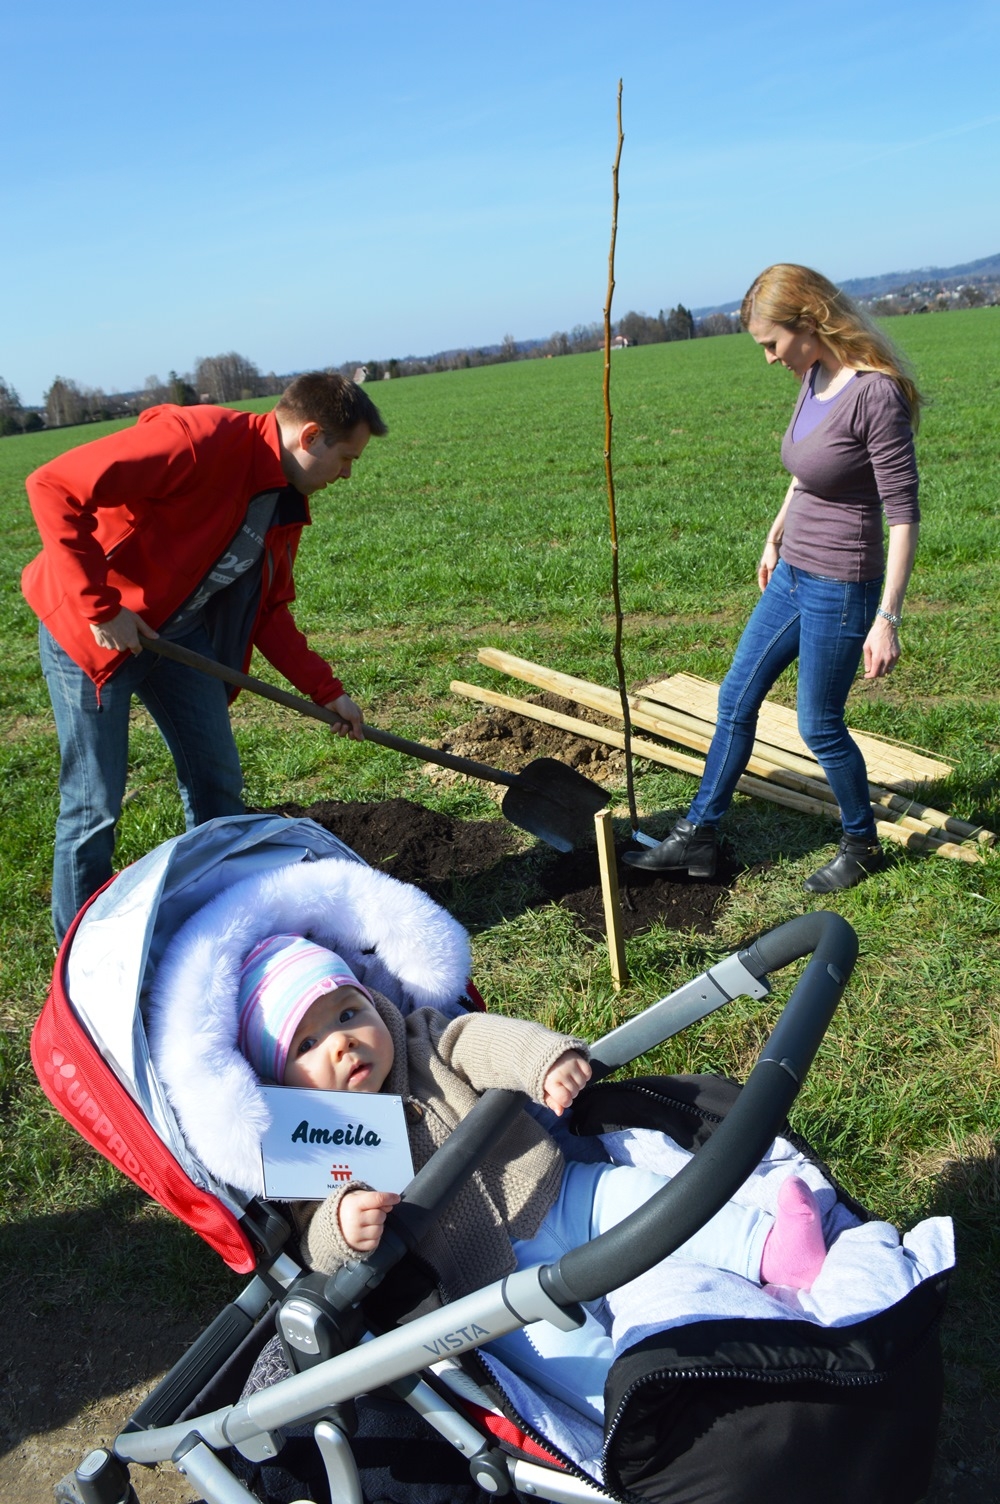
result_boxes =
[501,758,610,852]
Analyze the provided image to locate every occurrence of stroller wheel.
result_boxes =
[54,1449,138,1504]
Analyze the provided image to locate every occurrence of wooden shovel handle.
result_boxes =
[142,637,521,790]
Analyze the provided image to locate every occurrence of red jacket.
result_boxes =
[21,404,343,703]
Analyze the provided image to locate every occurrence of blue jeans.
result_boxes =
[485,1160,770,1423]
[40,623,245,942]
[688,560,882,839]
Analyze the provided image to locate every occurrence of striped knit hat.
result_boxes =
[236,934,373,1084]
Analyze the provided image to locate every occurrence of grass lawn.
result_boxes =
[1,308,998,1482]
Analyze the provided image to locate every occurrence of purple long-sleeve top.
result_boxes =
[779,367,919,583]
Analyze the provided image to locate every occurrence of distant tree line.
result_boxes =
[0,312,739,435]
[0,353,288,435]
[7,274,994,438]
[338,306,741,383]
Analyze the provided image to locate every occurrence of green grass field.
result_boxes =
[2,309,998,1477]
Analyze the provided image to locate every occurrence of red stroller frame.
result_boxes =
[33,814,947,1504]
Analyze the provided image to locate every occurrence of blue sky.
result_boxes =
[2,0,998,404]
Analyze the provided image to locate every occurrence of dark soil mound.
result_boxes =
[274,796,732,940]
[277,797,519,887]
[538,834,737,939]
[273,696,737,938]
[439,693,626,782]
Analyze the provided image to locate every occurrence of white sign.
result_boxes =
[258,1087,414,1200]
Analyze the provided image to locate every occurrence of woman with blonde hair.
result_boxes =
[625,264,921,892]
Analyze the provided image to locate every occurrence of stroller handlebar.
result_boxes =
[737,908,858,982]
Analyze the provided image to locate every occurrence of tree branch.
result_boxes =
[602,81,639,830]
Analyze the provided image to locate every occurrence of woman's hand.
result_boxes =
[541,1050,592,1115]
[863,617,900,679]
[865,522,917,680]
[338,1188,400,1251]
[757,540,780,591]
[758,482,794,591]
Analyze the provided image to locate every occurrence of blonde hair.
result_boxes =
[741,263,923,429]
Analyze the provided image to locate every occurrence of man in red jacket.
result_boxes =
[22,371,387,942]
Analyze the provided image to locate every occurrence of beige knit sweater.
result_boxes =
[293,992,588,1297]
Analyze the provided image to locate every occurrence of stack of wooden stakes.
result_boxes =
[452,649,995,865]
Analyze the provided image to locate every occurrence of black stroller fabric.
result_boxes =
[238,1072,945,1504]
[574,1073,947,1504]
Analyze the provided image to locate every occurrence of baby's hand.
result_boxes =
[542,1050,591,1115]
[338,1189,401,1252]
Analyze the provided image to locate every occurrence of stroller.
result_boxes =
[33,813,951,1504]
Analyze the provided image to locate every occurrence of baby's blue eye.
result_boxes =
[295,1036,317,1057]
[338,1005,359,1024]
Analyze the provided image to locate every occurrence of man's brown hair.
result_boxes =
[275,372,388,439]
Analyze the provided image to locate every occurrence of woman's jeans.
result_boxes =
[40,623,245,942]
[485,1160,770,1423]
[688,560,882,839]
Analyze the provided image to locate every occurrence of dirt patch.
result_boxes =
[437,692,628,782]
[278,796,520,888]
[0,1299,203,1504]
[274,795,733,941]
[269,693,734,940]
[536,834,736,939]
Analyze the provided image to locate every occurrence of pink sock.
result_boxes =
[760,1176,827,1291]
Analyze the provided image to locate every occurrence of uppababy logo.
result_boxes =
[44,1047,155,1193]
[43,1048,76,1093]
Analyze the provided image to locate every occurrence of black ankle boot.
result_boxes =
[804,835,884,893]
[621,819,718,878]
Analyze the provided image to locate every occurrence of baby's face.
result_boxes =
[282,986,394,1093]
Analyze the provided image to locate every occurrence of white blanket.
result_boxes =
[601,1127,953,1347]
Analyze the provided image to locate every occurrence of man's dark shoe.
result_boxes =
[804,835,884,893]
[621,819,718,878]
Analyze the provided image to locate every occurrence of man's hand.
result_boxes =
[322,693,364,741]
[863,617,901,679]
[338,1189,400,1252]
[90,608,158,655]
[542,1050,591,1116]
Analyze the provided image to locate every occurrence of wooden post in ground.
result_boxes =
[595,810,628,990]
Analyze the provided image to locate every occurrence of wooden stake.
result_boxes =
[595,810,628,990]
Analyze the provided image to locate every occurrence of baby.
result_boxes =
[237,933,828,1422]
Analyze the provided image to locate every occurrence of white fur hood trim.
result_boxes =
[146,856,471,1197]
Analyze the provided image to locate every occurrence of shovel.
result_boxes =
[143,637,609,852]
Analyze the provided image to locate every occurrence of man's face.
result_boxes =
[292,421,371,495]
[282,986,395,1093]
